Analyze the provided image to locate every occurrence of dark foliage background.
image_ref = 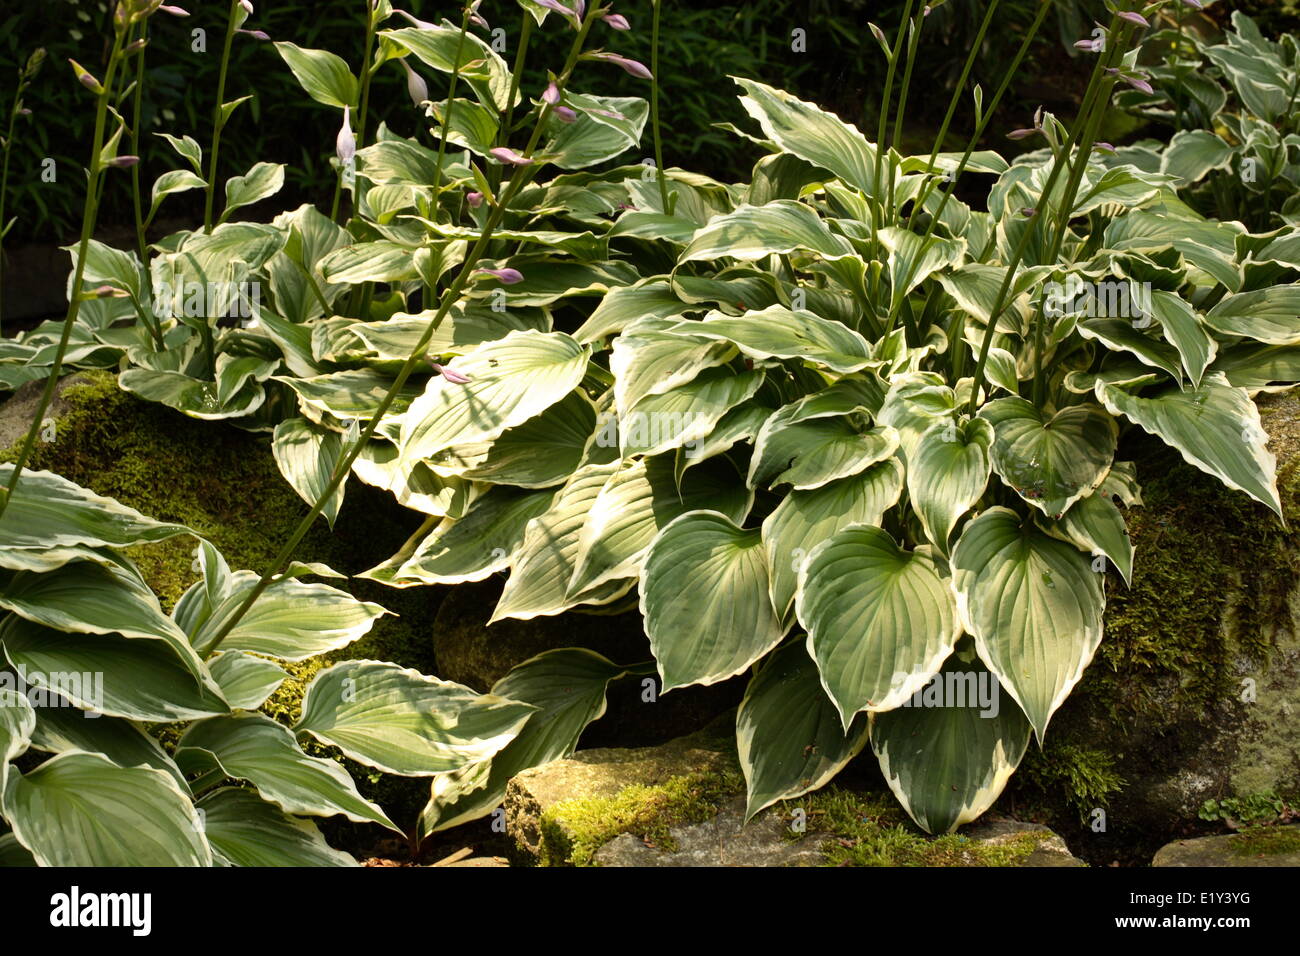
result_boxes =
[2,0,1296,246]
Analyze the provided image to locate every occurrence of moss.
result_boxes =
[1228,826,1300,857]
[2,371,443,838]
[539,769,744,866]
[1016,744,1126,823]
[784,787,1049,867]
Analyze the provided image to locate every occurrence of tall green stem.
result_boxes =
[650,0,670,213]
[196,8,604,658]
[0,30,126,518]
[967,18,1126,416]
[0,83,25,338]
[129,23,148,260]
[203,0,239,233]
[431,9,472,193]
[887,11,925,219]
[871,0,915,237]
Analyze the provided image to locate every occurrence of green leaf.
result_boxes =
[908,418,993,553]
[870,649,1031,834]
[0,466,190,552]
[157,132,203,174]
[620,366,766,458]
[198,787,357,867]
[762,459,905,624]
[680,200,854,264]
[1,616,229,722]
[420,649,628,835]
[273,42,358,108]
[951,507,1104,741]
[177,713,396,830]
[737,642,870,819]
[319,240,423,284]
[118,368,267,421]
[380,25,513,111]
[209,651,289,711]
[610,319,736,417]
[149,169,207,219]
[797,525,960,726]
[399,331,589,465]
[0,688,34,793]
[26,705,185,788]
[221,162,286,223]
[1150,290,1216,388]
[1206,287,1300,346]
[1160,129,1234,185]
[750,406,898,491]
[385,486,556,586]
[569,454,753,596]
[295,660,534,776]
[272,417,345,529]
[1095,372,1281,516]
[981,396,1117,518]
[668,305,875,373]
[641,511,783,692]
[492,463,627,621]
[1055,490,1134,586]
[734,77,880,197]
[3,752,211,866]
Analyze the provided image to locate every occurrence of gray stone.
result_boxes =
[594,795,825,867]
[961,816,1086,867]
[1153,826,1300,867]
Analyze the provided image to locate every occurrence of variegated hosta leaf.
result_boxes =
[1205,286,1300,346]
[0,466,190,552]
[0,688,34,793]
[492,463,627,622]
[908,418,994,553]
[1096,372,1281,517]
[399,330,589,466]
[428,389,597,488]
[208,651,289,711]
[762,459,905,625]
[118,367,267,421]
[641,510,783,692]
[198,787,357,867]
[1053,488,1134,585]
[610,320,736,417]
[878,227,966,313]
[981,396,1117,518]
[1077,319,1183,383]
[951,507,1104,741]
[26,704,185,789]
[277,368,424,423]
[750,401,898,490]
[796,525,960,727]
[870,648,1032,834]
[568,454,752,597]
[737,642,870,820]
[419,649,628,836]
[733,77,880,198]
[574,279,693,343]
[272,417,345,528]
[176,712,397,830]
[876,371,957,463]
[666,305,875,373]
[679,200,855,264]
[620,365,765,458]
[1150,289,1216,388]
[295,660,535,776]
[675,403,772,481]
[1,616,230,722]
[383,486,557,586]
[351,439,471,517]
[3,752,212,866]
[185,571,388,662]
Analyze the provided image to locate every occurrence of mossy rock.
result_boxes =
[0,371,442,838]
[1011,390,1300,863]
[1153,824,1300,867]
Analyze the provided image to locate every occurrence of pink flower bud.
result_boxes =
[106,155,140,168]
[88,284,129,298]
[402,60,428,106]
[475,267,524,284]
[17,107,31,116]
[431,363,473,385]
[534,0,578,27]
[466,191,483,208]
[603,13,630,30]
[1006,128,1039,140]
[1124,75,1154,95]
[240,0,254,13]
[159,5,190,15]
[1020,207,1037,218]
[555,105,577,123]
[237,28,270,40]
[586,52,652,79]
[395,9,438,30]
[469,12,488,29]
[1117,11,1149,27]
[70,59,104,94]
[1074,38,1100,51]
[542,81,560,105]
[337,105,356,165]
[1093,142,1117,154]
[574,0,586,19]
[490,146,532,166]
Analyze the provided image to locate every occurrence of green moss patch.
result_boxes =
[539,769,744,866]
[1229,826,1300,857]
